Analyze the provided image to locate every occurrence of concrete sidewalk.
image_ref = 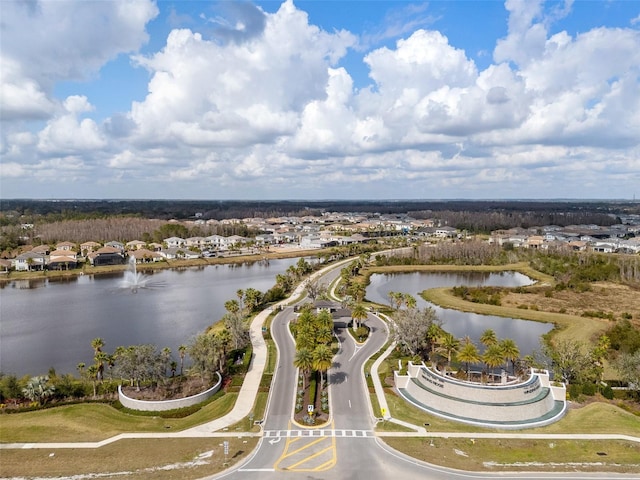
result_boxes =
[1,259,350,450]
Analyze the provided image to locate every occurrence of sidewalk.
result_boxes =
[1,258,350,450]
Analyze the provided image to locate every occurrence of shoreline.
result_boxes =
[0,246,327,284]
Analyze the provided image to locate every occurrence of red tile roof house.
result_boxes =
[55,241,76,251]
[129,248,163,263]
[48,249,78,270]
[0,259,11,274]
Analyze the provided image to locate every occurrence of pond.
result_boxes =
[0,258,302,376]
[365,271,551,356]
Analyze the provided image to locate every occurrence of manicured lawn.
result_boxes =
[0,393,237,443]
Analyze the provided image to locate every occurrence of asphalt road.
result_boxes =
[210,264,636,480]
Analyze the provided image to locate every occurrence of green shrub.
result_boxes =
[581,383,597,396]
[601,385,614,400]
[568,383,582,400]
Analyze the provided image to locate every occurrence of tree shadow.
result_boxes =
[329,371,347,384]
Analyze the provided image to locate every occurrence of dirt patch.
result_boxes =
[122,377,213,401]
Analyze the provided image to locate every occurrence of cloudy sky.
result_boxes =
[1,0,639,200]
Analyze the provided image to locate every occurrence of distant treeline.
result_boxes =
[2,199,639,223]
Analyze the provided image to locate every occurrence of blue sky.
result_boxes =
[1,0,639,200]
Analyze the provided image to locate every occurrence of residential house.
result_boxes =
[80,241,101,257]
[163,237,186,248]
[125,240,147,251]
[48,249,78,270]
[129,248,163,263]
[55,241,76,251]
[13,251,47,271]
[88,246,125,266]
[0,259,12,273]
[185,237,206,248]
[104,241,125,251]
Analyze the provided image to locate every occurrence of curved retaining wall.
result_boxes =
[395,363,566,427]
[118,372,222,412]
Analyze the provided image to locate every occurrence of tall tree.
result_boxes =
[483,345,505,382]
[436,332,460,372]
[351,303,368,330]
[188,333,218,386]
[480,329,498,350]
[178,345,187,377]
[499,338,520,375]
[393,306,440,357]
[457,341,481,380]
[294,347,314,390]
[313,344,333,387]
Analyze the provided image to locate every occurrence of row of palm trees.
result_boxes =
[428,326,521,382]
[292,306,334,390]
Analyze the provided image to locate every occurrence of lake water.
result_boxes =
[0,258,302,376]
[366,271,551,357]
[1,266,552,377]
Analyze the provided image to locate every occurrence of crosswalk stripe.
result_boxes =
[264,429,372,439]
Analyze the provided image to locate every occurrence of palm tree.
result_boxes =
[178,345,187,377]
[480,329,498,349]
[351,303,368,330]
[457,341,481,380]
[483,344,505,383]
[313,344,333,388]
[86,364,99,397]
[316,324,334,345]
[94,351,109,382]
[499,338,520,376]
[294,347,314,390]
[436,332,460,372]
[426,323,444,358]
[91,337,105,356]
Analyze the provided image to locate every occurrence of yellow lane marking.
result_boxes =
[285,444,334,470]
[279,436,328,459]
[274,421,338,472]
[314,456,337,472]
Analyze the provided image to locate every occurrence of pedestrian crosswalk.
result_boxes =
[263,429,372,439]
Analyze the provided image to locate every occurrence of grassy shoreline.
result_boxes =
[0,247,328,283]
[362,262,610,345]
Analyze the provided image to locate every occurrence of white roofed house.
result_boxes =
[105,241,125,251]
[185,236,206,249]
[163,237,186,249]
[434,226,458,238]
[205,235,225,249]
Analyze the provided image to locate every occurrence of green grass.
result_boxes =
[529,402,640,434]
[379,390,640,436]
[382,438,640,473]
[0,393,238,443]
